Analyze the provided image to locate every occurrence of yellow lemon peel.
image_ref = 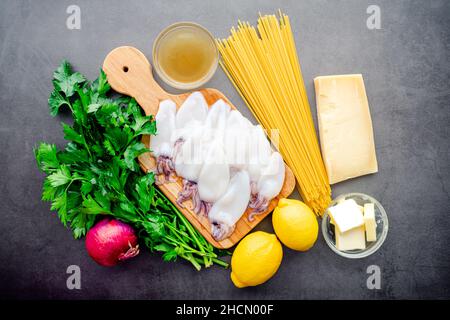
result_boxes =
[230,231,282,288]
[273,198,318,251]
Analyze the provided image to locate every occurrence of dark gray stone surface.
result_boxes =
[0,0,449,299]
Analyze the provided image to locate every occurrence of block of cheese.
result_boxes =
[314,74,378,184]
[327,199,364,233]
[335,225,366,251]
[363,203,377,242]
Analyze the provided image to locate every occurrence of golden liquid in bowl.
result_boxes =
[155,24,217,86]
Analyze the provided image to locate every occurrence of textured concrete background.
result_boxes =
[0,0,449,299]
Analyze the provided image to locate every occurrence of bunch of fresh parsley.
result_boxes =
[35,61,228,270]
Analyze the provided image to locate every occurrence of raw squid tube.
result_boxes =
[224,110,252,169]
[224,129,247,170]
[204,99,230,141]
[150,99,176,157]
[171,120,202,146]
[248,152,285,220]
[197,142,230,203]
[256,152,285,200]
[247,125,272,184]
[209,170,251,241]
[225,127,251,170]
[175,91,208,128]
[174,126,205,182]
[227,109,252,129]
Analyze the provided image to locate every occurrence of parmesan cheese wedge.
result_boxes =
[314,74,378,184]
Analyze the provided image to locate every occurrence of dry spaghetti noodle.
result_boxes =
[217,11,331,214]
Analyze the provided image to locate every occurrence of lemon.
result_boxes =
[272,198,318,251]
[230,231,283,288]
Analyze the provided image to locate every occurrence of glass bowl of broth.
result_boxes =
[153,22,219,90]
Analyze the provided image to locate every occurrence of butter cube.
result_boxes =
[364,203,377,242]
[335,225,366,251]
[327,199,364,233]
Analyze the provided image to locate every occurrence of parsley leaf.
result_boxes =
[104,127,133,153]
[62,123,84,145]
[55,72,86,98]
[48,89,69,116]
[87,103,101,113]
[47,166,71,187]
[53,60,72,83]
[52,60,85,98]
[124,142,148,171]
[58,142,89,164]
[91,69,110,96]
[35,143,59,173]
[82,195,110,215]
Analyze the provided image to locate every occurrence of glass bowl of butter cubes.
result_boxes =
[322,193,389,259]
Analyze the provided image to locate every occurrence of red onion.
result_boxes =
[85,218,139,267]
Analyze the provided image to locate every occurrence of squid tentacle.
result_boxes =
[247,193,270,222]
[176,179,211,216]
[155,155,177,185]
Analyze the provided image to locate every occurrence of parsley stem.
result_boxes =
[64,176,86,193]
[212,257,229,268]
[155,189,205,251]
[183,253,202,271]
[162,236,209,258]
[164,222,196,245]
[67,100,93,159]
[155,188,229,268]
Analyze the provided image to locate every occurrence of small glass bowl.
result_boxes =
[152,22,219,90]
[322,193,389,259]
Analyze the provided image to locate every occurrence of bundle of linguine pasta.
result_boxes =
[217,11,331,215]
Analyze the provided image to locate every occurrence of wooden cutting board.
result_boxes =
[103,46,295,249]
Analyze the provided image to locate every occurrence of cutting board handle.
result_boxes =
[102,46,167,115]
